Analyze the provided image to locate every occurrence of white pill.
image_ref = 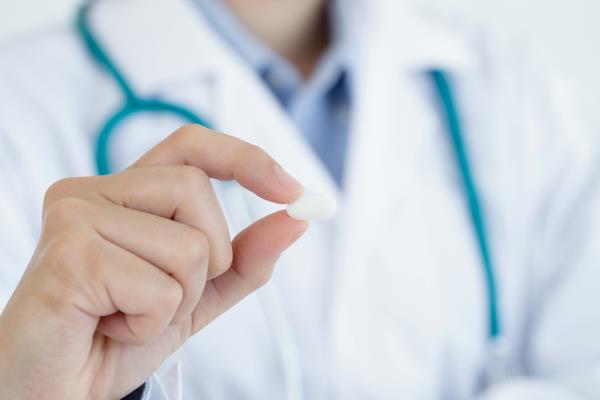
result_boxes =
[286,193,337,221]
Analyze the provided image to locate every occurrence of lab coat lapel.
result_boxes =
[330,60,447,399]
[330,1,478,396]
[88,0,223,97]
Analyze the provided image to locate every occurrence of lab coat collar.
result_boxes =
[87,0,228,96]
[363,0,476,72]
[86,0,475,97]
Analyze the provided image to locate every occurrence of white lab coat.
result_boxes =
[0,0,599,398]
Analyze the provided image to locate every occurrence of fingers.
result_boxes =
[191,211,308,333]
[39,124,311,347]
[42,178,214,327]
[132,124,304,204]
[51,229,184,345]
[89,202,210,324]
[94,166,232,279]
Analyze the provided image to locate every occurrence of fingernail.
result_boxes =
[274,164,303,194]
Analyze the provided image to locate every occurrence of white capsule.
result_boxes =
[286,193,337,221]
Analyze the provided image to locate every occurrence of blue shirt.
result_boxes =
[195,0,351,186]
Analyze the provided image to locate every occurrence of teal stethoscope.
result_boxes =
[77,1,505,396]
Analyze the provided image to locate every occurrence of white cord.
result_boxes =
[222,182,304,400]
[153,351,184,400]
[258,283,304,400]
[155,373,171,400]
[176,357,183,400]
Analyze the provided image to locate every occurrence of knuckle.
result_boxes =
[42,197,92,233]
[177,166,210,191]
[178,229,210,273]
[45,178,73,199]
[44,196,89,224]
[243,144,268,164]
[170,124,204,145]
[211,242,233,277]
[43,178,81,209]
[46,227,94,271]
[180,123,205,133]
[161,279,184,313]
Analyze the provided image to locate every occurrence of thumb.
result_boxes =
[232,210,308,280]
[191,210,308,333]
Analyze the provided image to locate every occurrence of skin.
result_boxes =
[226,0,329,78]
[0,125,308,399]
[0,2,330,398]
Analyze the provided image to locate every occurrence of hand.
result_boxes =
[0,125,307,399]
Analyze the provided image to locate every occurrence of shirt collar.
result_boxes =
[193,0,274,72]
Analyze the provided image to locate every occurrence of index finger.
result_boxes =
[131,124,303,204]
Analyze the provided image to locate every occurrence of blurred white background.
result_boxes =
[0,0,598,129]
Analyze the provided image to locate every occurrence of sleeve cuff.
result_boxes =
[121,380,152,400]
